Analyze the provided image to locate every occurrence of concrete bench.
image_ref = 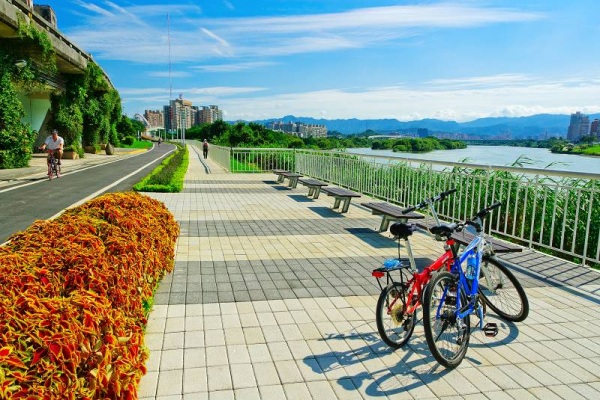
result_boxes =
[362,202,425,232]
[298,178,328,199]
[416,217,522,253]
[281,172,303,188]
[322,187,361,213]
[273,169,290,183]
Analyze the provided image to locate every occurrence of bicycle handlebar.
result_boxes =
[462,201,502,232]
[402,188,457,214]
[475,201,502,219]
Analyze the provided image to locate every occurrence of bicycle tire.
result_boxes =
[376,282,416,348]
[422,271,470,368]
[479,257,529,322]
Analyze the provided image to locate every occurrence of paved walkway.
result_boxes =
[137,145,600,399]
[0,147,146,189]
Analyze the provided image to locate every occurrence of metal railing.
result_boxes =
[214,147,600,267]
[208,144,231,172]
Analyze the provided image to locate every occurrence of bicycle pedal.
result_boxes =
[483,322,498,337]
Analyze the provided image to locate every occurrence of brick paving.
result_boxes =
[139,144,600,399]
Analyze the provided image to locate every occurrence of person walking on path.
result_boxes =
[202,139,209,159]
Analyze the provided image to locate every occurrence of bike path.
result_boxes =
[0,144,174,243]
[138,147,600,399]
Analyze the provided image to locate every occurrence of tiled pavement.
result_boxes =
[139,145,600,399]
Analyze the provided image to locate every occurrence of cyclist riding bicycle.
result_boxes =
[39,129,64,166]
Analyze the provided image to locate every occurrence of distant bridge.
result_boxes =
[368,134,410,139]
[134,113,162,133]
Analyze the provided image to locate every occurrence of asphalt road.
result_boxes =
[0,144,175,244]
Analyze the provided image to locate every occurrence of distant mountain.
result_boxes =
[240,113,600,138]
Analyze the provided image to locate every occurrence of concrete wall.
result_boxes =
[17,92,51,143]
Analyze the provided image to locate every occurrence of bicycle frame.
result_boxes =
[450,235,483,321]
[391,241,457,317]
[435,220,499,335]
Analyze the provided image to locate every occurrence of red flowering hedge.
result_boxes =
[0,192,179,399]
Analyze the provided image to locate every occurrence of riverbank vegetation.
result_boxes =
[372,137,466,152]
[466,138,600,156]
[181,121,467,152]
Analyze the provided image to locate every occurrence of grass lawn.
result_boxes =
[119,140,153,149]
[580,145,600,156]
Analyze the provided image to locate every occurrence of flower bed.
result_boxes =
[0,192,179,399]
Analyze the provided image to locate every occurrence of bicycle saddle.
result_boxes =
[390,222,416,239]
[429,223,457,237]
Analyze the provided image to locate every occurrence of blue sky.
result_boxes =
[47,0,600,122]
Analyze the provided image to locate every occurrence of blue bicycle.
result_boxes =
[422,201,528,368]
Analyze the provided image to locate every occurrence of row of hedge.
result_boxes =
[0,192,179,398]
[133,144,189,192]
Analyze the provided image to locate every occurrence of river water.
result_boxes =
[345,146,600,174]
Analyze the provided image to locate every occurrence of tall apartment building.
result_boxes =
[164,94,193,132]
[144,110,164,128]
[567,111,590,141]
[590,119,599,140]
[198,105,223,124]
[163,98,222,131]
[267,121,327,138]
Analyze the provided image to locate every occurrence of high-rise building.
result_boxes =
[198,105,223,124]
[567,112,590,141]
[164,94,193,132]
[590,119,600,140]
[144,110,164,128]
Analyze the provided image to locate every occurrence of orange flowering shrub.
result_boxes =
[0,192,179,399]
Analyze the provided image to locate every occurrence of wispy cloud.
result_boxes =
[148,71,192,78]
[67,2,544,63]
[192,61,276,72]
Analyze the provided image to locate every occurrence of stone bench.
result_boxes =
[361,202,425,232]
[281,172,303,188]
[321,187,361,213]
[298,178,328,199]
[272,169,290,183]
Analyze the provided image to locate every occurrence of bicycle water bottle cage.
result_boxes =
[390,222,416,239]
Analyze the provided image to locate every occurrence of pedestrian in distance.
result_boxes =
[202,139,209,159]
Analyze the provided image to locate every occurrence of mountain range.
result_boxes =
[248,113,600,138]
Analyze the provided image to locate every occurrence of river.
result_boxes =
[345,146,600,174]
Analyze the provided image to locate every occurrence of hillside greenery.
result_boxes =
[179,121,467,152]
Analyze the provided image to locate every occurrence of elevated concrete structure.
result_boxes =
[0,0,113,135]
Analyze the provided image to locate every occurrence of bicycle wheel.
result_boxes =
[422,272,470,368]
[376,282,416,348]
[479,257,529,322]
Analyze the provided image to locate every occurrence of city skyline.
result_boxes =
[47,0,600,122]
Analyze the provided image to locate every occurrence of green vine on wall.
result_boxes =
[0,19,57,168]
[51,63,121,151]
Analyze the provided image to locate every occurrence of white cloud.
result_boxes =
[148,71,192,78]
[67,2,543,62]
[192,61,276,72]
[208,76,600,121]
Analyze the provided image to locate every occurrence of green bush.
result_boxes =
[122,135,136,146]
[134,145,189,192]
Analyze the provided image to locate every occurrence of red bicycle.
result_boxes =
[372,188,457,348]
[45,149,61,180]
